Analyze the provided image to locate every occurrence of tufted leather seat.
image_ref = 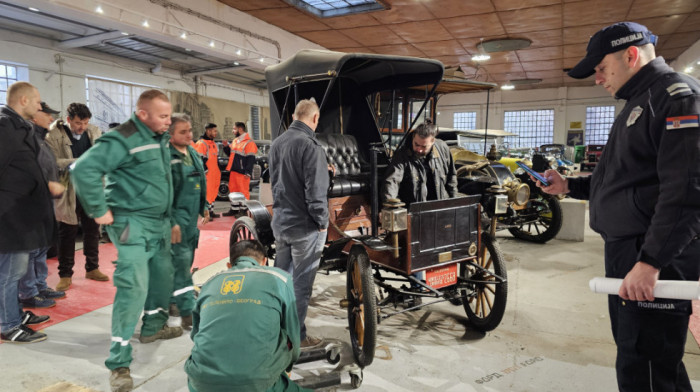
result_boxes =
[315,133,369,197]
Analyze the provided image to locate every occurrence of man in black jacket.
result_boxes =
[381,122,457,206]
[0,82,56,343]
[269,98,329,349]
[540,22,700,391]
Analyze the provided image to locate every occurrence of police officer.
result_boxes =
[168,113,209,330]
[72,89,182,392]
[540,22,700,391]
[185,240,310,392]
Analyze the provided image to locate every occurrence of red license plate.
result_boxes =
[425,264,458,289]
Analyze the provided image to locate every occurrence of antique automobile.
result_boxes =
[581,143,605,171]
[539,143,574,175]
[229,50,509,378]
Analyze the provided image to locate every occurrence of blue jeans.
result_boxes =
[18,246,50,300]
[0,252,30,332]
[273,230,326,340]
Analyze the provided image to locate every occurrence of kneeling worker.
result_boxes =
[185,240,311,392]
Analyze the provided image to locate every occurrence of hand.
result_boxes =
[171,225,182,244]
[328,164,336,176]
[47,181,65,197]
[619,261,660,301]
[319,228,327,232]
[201,210,211,225]
[536,169,569,195]
[95,210,114,225]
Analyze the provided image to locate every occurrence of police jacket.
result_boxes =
[269,120,329,235]
[170,144,207,232]
[568,57,700,276]
[381,136,458,205]
[0,106,56,252]
[185,257,301,392]
[71,113,173,220]
[46,120,101,225]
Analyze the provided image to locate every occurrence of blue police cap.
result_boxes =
[568,22,658,79]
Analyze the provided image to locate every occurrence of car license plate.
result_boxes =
[425,264,458,289]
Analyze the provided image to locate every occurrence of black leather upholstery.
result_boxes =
[315,133,369,197]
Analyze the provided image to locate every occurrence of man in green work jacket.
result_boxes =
[168,113,209,330]
[71,89,182,392]
[185,240,311,392]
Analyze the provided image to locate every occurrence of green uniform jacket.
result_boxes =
[170,144,207,230]
[185,257,301,392]
[71,113,173,219]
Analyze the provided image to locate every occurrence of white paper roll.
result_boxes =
[589,277,700,300]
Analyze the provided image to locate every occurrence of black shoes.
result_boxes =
[21,311,50,326]
[19,295,56,308]
[0,325,47,344]
[209,212,220,219]
[39,288,66,299]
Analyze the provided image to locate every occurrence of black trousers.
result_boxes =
[605,236,697,392]
[57,198,100,278]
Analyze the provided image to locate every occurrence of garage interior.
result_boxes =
[1,0,699,391]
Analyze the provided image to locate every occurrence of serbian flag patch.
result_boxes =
[666,115,699,130]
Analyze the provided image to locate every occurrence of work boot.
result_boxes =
[138,324,183,344]
[39,288,66,299]
[110,367,133,392]
[56,277,72,291]
[181,314,193,330]
[86,269,110,281]
[300,335,324,350]
[0,325,47,344]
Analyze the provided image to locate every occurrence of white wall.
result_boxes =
[436,85,625,145]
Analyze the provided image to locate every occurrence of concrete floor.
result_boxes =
[2,203,699,392]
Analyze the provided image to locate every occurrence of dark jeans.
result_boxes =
[58,199,100,278]
[605,236,696,392]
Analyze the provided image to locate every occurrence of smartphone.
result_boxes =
[516,161,550,187]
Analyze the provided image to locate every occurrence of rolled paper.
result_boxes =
[589,277,700,300]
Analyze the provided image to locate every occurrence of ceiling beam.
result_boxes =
[57,31,126,49]
[183,65,244,77]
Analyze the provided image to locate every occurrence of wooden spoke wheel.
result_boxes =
[346,245,377,368]
[230,217,260,243]
[462,232,507,332]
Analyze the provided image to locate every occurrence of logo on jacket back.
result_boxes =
[221,275,244,295]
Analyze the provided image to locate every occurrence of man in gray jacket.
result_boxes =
[269,98,328,349]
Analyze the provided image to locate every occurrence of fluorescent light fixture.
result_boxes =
[95,5,104,14]
[28,7,39,12]
[259,57,265,63]
[234,61,239,66]
[180,31,187,39]
[236,49,242,56]
[142,19,150,28]
[501,83,515,90]
[185,48,192,52]
[471,54,490,62]
[684,66,694,73]
[121,31,129,36]
[209,40,215,48]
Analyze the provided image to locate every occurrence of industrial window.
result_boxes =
[503,109,554,148]
[86,77,152,132]
[453,112,476,130]
[250,106,260,140]
[0,62,27,105]
[285,0,387,18]
[585,106,615,145]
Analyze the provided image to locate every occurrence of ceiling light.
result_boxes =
[209,40,215,48]
[95,5,104,14]
[236,49,242,56]
[28,7,39,12]
[259,57,265,63]
[121,31,129,36]
[142,19,150,28]
[684,66,694,73]
[501,83,515,90]
[185,48,192,52]
[697,60,700,65]
[180,31,187,39]
[234,61,239,66]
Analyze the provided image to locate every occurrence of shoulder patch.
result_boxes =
[666,83,692,97]
[666,115,699,130]
[114,121,138,138]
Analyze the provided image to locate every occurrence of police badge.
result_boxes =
[626,106,643,127]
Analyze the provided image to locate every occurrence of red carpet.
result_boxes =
[33,216,235,330]
[691,300,700,348]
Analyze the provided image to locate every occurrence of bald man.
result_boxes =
[0,82,56,344]
[72,89,181,392]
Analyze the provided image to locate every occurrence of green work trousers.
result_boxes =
[171,227,199,317]
[104,214,173,370]
[187,372,312,392]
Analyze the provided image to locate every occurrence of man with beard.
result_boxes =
[194,123,221,218]
[222,122,257,216]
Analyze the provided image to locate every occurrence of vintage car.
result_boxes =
[229,50,510,380]
[581,144,605,171]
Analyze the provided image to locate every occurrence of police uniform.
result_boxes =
[567,33,700,390]
[185,257,311,392]
[170,143,207,318]
[71,113,175,370]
